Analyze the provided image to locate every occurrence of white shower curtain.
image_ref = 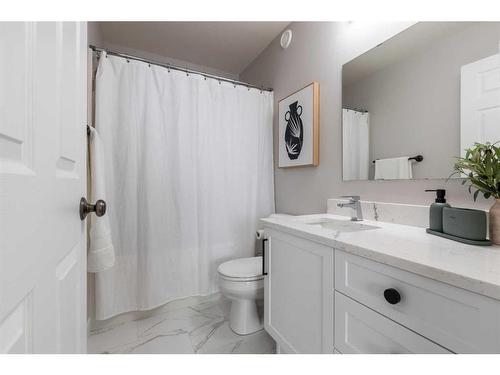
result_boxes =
[342,109,370,181]
[94,53,275,320]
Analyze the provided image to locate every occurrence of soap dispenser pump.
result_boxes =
[425,189,451,232]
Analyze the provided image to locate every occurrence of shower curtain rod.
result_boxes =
[89,45,273,92]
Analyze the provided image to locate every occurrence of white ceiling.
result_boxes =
[97,22,289,75]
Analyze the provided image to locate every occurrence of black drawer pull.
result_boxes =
[384,288,401,305]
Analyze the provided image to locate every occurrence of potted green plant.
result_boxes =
[451,142,500,245]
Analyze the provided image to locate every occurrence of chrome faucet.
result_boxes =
[337,196,363,221]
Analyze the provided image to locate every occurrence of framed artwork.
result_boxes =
[278,82,320,167]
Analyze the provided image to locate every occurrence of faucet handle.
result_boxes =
[340,195,360,201]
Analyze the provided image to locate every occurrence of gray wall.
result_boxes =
[99,41,239,81]
[240,22,493,214]
[88,21,103,46]
[88,22,238,80]
[343,22,500,180]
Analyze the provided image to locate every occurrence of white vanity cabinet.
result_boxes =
[263,229,334,353]
[263,225,500,354]
[335,251,500,354]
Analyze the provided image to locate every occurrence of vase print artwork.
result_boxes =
[284,101,303,160]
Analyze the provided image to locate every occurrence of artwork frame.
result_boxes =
[278,82,320,168]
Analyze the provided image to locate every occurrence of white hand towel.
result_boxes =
[87,126,115,272]
[374,157,413,180]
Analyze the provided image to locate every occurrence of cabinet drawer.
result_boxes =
[335,251,500,353]
[335,292,450,354]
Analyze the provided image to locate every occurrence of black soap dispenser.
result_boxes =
[425,189,451,232]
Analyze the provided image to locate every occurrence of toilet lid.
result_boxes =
[217,256,263,279]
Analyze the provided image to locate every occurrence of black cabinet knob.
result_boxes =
[384,288,401,305]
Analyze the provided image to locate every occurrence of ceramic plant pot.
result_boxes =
[489,199,500,245]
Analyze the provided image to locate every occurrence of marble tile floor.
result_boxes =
[88,293,276,354]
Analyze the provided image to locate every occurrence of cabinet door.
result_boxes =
[264,229,333,353]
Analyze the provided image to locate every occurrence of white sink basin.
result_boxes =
[303,218,379,232]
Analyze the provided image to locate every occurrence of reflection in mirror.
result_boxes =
[342,22,500,181]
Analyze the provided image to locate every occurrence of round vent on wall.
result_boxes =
[280,29,292,49]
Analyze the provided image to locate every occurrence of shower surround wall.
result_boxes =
[240,22,492,214]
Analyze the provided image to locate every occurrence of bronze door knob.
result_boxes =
[80,197,107,220]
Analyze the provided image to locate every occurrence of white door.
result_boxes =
[0,22,87,353]
[264,230,333,354]
[461,52,500,155]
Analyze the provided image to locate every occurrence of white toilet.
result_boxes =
[218,256,264,335]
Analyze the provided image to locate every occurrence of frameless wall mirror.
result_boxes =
[342,22,500,181]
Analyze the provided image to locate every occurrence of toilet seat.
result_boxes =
[218,256,263,282]
[218,274,264,282]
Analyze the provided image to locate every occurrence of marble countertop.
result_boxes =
[260,214,500,301]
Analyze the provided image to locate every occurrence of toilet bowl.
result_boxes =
[218,256,264,335]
